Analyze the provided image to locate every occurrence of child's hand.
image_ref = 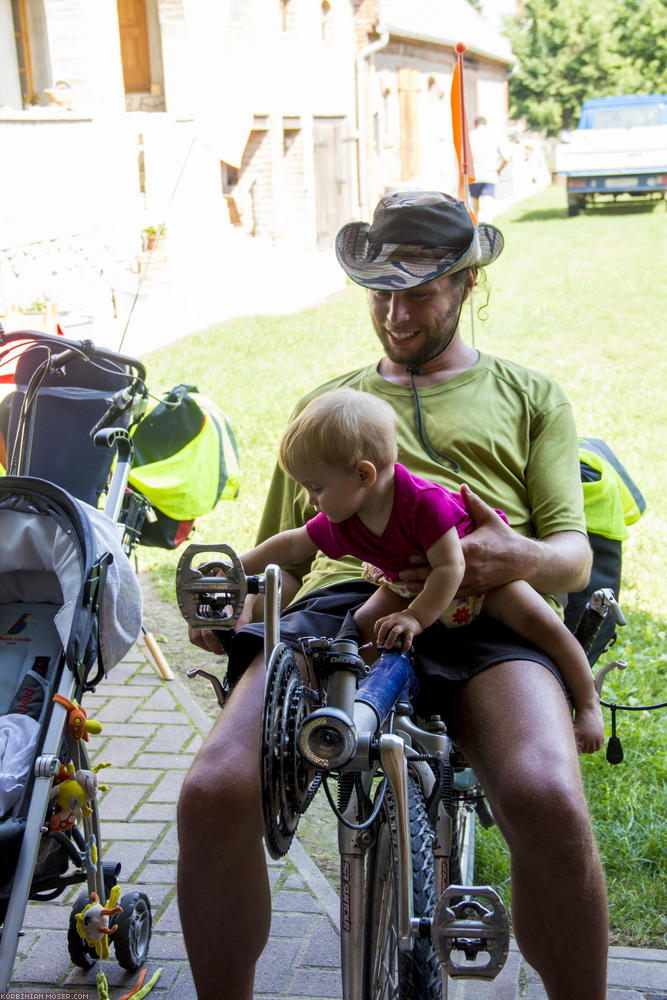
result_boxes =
[573,698,605,755]
[375,611,423,652]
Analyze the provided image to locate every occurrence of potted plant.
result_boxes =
[141,225,166,252]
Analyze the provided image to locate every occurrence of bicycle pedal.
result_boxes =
[175,543,248,628]
[431,885,509,980]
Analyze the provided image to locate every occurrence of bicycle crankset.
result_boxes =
[260,643,319,859]
[175,543,255,629]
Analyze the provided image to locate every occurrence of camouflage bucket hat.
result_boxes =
[335,191,504,291]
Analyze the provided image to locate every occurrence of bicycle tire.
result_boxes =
[362,774,441,1000]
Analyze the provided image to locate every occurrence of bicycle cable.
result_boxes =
[600,699,666,712]
[321,773,387,831]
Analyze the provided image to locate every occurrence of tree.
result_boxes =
[506,0,667,136]
[612,0,667,94]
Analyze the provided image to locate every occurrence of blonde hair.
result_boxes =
[279,387,398,477]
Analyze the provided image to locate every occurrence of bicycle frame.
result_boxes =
[176,544,511,998]
[336,712,453,999]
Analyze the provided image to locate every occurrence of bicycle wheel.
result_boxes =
[362,775,441,1000]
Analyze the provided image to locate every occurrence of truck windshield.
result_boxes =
[588,106,663,129]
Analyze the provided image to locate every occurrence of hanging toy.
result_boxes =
[96,966,163,1000]
[85,833,99,872]
[49,761,111,832]
[96,971,111,1000]
[53,693,103,741]
[75,885,122,960]
[119,967,163,999]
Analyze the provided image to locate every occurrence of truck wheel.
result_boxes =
[567,200,580,217]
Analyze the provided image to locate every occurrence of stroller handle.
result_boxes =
[0,328,147,383]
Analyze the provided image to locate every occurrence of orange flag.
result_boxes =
[450,42,476,219]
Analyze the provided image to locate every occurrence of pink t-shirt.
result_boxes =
[305,463,507,583]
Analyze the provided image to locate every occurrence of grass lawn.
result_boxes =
[139,184,666,947]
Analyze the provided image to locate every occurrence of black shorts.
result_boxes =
[226,581,569,718]
[469,181,496,198]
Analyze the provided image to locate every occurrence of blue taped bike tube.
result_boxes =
[355,650,419,728]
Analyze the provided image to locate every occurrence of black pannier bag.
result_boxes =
[564,437,646,664]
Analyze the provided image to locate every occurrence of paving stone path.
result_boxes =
[7,644,666,999]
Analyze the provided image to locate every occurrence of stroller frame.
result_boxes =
[0,329,152,990]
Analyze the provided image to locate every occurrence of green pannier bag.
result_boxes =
[127,384,240,548]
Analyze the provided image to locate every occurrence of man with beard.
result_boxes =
[177,192,608,1000]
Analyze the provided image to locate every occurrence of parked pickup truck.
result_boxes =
[555,94,667,216]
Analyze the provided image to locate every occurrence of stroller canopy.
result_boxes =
[0,478,141,678]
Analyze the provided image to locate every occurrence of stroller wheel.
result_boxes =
[67,890,98,970]
[113,891,152,971]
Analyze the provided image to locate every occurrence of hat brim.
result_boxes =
[335,220,504,290]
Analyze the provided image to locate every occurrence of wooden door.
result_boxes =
[11,0,34,102]
[313,118,353,251]
[117,0,151,93]
[398,67,420,181]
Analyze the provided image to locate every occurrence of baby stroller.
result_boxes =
[0,329,153,990]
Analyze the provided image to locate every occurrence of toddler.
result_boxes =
[239,387,604,753]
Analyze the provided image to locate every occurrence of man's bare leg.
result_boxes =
[452,660,608,1000]
[177,653,268,1000]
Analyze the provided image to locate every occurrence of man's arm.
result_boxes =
[454,486,591,596]
[398,486,591,598]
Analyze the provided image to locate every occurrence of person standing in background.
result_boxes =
[469,115,510,220]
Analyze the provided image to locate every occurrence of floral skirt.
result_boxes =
[361,563,485,628]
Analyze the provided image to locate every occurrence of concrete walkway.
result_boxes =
[8,641,666,999]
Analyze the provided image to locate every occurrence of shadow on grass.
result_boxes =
[511,206,568,223]
[512,201,664,224]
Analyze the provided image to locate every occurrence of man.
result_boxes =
[177,191,608,1000]
[469,115,510,219]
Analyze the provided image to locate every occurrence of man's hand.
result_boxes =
[396,557,429,591]
[375,610,423,651]
[187,591,262,654]
[456,484,526,595]
[458,484,592,596]
[397,485,590,598]
[188,624,227,655]
[395,484,516,595]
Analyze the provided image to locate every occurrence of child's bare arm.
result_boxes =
[375,528,465,649]
[240,526,316,576]
[405,528,466,630]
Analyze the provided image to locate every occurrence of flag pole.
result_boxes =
[450,42,477,346]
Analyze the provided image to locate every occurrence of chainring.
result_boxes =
[260,643,317,859]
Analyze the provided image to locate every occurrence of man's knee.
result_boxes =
[493,765,595,857]
[177,725,261,846]
[353,602,375,643]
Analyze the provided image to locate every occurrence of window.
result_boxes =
[220,161,240,194]
[283,129,299,155]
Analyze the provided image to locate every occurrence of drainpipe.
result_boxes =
[355,22,390,219]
